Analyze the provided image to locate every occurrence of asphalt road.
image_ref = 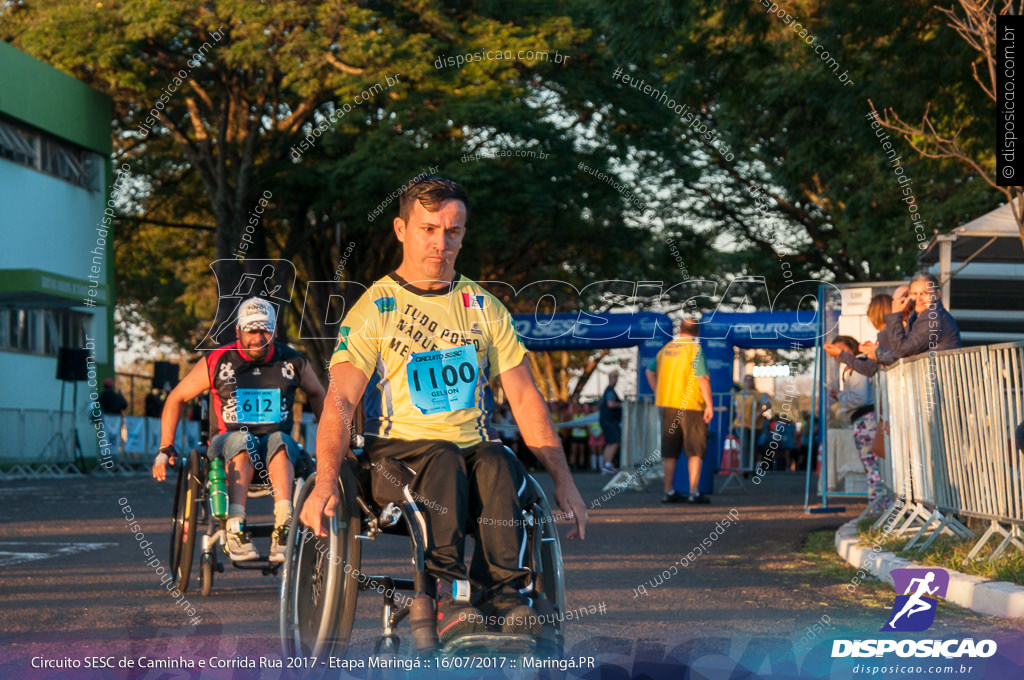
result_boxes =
[2,469,1022,680]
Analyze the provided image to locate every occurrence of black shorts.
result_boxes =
[660,408,707,460]
[600,421,621,444]
[362,436,531,593]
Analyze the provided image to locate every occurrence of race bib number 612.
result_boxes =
[235,388,282,423]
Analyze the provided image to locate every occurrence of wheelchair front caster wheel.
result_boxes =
[373,635,400,655]
[200,555,214,597]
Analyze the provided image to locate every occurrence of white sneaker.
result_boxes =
[600,462,618,475]
[224,520,258,561]
[269,525,288,563]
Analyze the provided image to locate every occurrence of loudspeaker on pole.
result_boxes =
[153,361,179,390]
[56,348,90,382]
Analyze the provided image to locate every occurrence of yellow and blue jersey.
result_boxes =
[647,337,708,410]
[330,272,527,447]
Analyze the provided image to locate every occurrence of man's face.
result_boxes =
[236,326,273,360]
[394,198,467,283]
[909,280,936,313]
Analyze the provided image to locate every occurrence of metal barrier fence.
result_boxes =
[0,408,198,480]
[0,408,81,477]
[621,397,660,469]
[0,407,319,481]
[620,391,770,495]
[871,342,1024,561]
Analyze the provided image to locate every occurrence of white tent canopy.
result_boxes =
[921,202,1024,345]
[947,201,1019,236]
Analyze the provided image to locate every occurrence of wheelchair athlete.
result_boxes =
[300,176,588,645]
[153,297,326,562]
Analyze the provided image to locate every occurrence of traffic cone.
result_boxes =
[718,435,740,475]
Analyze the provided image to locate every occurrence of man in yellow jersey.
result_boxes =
[645,318,714,504]
[299,176,588,645]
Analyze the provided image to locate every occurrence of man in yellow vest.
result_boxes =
[645,318,714,503]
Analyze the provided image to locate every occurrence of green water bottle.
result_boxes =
[208,458,228,519]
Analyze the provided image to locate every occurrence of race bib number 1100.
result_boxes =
[407,345,479,415]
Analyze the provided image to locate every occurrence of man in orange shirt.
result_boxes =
[645,319,714,504]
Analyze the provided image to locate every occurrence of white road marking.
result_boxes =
[0,541,118,567]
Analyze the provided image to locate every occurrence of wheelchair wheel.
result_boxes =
[280,460,362,660]
[527,476,567,646]
[170,450,202,593]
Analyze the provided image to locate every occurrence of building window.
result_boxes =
[0,118,38,167]
[0,307,89,356]
[0,115,102,192]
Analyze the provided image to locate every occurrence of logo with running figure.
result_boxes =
[882,568,949,632]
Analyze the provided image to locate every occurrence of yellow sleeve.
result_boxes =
[328,291,380,379]
[487,300,528,377]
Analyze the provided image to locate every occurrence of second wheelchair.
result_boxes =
[169,443,314,597]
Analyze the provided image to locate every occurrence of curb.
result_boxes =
[834,518,1024,619]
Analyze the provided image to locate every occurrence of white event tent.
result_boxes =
[920,202,1024,345]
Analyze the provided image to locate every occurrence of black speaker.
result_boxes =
[153,361,179,390]
[56,348,90,382]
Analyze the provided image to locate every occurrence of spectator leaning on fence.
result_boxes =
[885,273,962,358]
[858,290,902,369]
[827,336,883,505]
[830,293,894,379]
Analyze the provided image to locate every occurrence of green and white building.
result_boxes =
[0,40,113,470]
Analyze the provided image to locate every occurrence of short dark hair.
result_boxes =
[834,335,859,353]
[398,176,469,223]
[678,318,700,337]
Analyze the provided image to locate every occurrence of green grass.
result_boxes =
[800,529,891,589]
[801,530,862,579]
[858,521,1024,585]
[796,529,1024,629]
[796,529,895,610]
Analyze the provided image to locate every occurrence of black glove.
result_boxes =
[157,445,178,465]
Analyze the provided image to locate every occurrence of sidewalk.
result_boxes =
[835,518,1024,619]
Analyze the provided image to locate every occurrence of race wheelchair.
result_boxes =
[279,444,566,659]
[168,403,315,597]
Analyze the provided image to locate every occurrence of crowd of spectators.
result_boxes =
[821,272,961,503]
[496,390,622,475]
[487,273,964,498]
[729,382,811,474]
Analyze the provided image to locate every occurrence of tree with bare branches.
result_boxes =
[870,0,1024,247]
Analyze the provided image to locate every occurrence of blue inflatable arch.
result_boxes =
[511,310,817,494]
